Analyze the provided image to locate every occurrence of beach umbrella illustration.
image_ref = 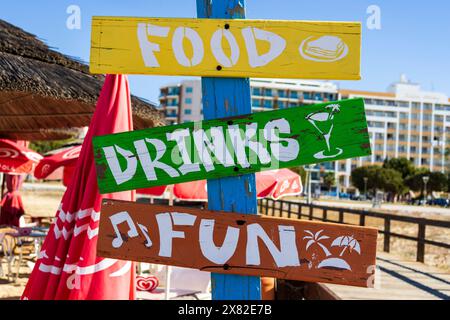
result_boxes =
[22,75,136,300]
[331,236,361,256]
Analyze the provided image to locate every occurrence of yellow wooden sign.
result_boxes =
[90,17,361,80]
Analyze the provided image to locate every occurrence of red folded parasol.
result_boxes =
[22,75,136,300]
[0,139,42,174]
[137,169,302,201]
[34,145,81,181]
[0,174,26,227]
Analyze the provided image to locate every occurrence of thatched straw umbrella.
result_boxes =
[0,19,165,141]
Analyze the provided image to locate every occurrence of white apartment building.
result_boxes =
[159,76,450,190]
[338,75,450,187]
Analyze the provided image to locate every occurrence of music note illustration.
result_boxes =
[138,223,153,248]
[109,211,139,248]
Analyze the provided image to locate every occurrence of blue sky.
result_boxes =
[1,1,449,104]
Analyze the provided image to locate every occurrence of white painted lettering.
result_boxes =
[103,145,137,185]
[134,138,180,180]
[137,23,170,67]
[242,27,286,67]
[246,224,300,267]
[199,219,239,264]
[172,27,204,67]
[156,212,196,257]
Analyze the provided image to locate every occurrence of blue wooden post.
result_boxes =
[196,0,261,300]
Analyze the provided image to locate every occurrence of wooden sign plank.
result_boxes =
[97,199,378,288]
[93,98,371,194]
[90,17,361,80]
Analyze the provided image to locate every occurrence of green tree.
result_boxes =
[290,166,307,186]
[383,157,416,179]
[322,172,336,191]
[351,166,406,198]
[29,139,75,155]
[405,170,448,196]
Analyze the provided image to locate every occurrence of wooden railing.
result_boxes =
[258,198,450,263]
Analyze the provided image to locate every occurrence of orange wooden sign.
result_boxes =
[98,200,378,288]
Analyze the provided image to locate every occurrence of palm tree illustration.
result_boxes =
[304,230,332,256]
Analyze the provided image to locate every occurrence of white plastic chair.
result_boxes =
[0,233,21,282]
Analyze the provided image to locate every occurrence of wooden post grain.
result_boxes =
[196,0,261,300]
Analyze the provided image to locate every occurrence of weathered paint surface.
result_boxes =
[97,200,378,288]
[197,0,260,301]
[92,98,371,194]
[89,16,361,80]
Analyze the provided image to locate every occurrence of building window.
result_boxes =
[290,91,298,99]
[278,101,286,109]
[167,99,178,106]
[411,146,417,153]
[252,87,261,96]
[399,146,406,153]
[422,147,429,153]
[314,93,322,100]
[277,90,286,98]
[412,102,420,109]
[168,87,180,95]
[265,89,272,97]
[423,114,432,121]
[252,99,261,107]
[304,92,311,100]
[435,115,444,122]
[185,87,193,93]
[184,109,192,115]
[399,123,408,130]
[424,103,432,110]
[185,98,192,104]
[375,133,383,140]
[386,100,396,106]
[289,102,298,107]
[264,100,273,108]
[400,113,408,119]
[399,134,406,141]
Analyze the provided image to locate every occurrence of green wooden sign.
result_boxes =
[93,98,371,194]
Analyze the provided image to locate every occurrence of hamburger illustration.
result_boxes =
[299,35,349,62]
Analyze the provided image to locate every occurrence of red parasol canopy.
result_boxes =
[137,169,302,201]
[34,145,81,180]
[0,174,25,227]
[22,75,136,300]
[0,139,42,174]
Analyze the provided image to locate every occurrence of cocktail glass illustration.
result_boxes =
[306,104,343,159]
